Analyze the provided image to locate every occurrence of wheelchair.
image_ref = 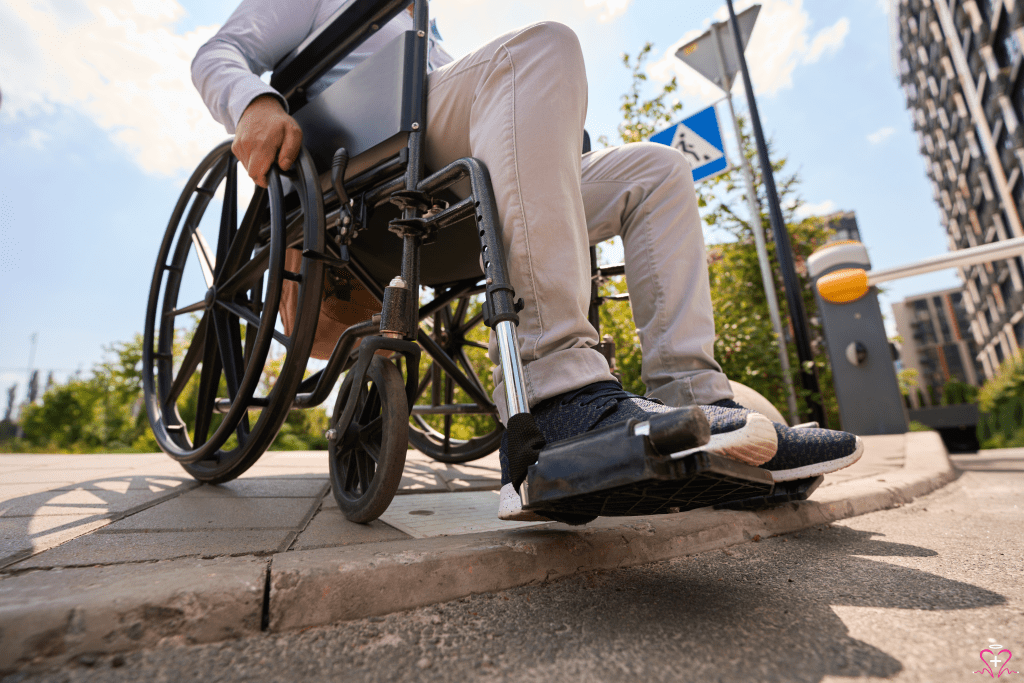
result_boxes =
[143,0,794,525]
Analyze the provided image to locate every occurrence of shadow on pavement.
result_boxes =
[0,475,196,568]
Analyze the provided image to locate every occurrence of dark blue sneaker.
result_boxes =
[498,382,775,521]
[707,400,864,482]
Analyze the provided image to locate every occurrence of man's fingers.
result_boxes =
[277,123,303,171]
[247,146,273,188]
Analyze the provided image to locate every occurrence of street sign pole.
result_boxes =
[724,0,825,426]
[709,22,800,426]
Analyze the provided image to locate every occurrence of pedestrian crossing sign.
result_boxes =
[650,104,730,182]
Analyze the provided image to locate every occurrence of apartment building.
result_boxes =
[894,0,1024,378]
[892,287,987,405]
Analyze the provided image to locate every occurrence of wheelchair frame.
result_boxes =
[144,0,789,525]
[143,0,534,521]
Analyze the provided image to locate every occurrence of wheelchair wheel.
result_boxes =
[329,356,409,523]
[409,292,504,463]
[142,141,325,482]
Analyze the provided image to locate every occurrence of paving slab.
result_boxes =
[188,479,330,498]
[0,556,267,672]
[378,491,548,538]
[100,495,321,531]
[11,529,295,568]
[293,506,410,550]
[0,489,188,518]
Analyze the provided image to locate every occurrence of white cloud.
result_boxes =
[805,17,849,63]
[867,126,896,144]
[0,0,225,177]
[649,0,851,101]
[794,199,837,219]
[583,0,632,22]
[24,129,50,150]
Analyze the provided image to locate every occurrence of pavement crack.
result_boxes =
[260,562,272,632]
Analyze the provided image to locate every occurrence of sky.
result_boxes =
[0,0,956,405]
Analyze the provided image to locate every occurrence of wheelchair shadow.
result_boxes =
[519,525,1005,681]
[0,474,196,568]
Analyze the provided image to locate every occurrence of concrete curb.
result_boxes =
[267,431,955,632]
[0,556,267,673]
[0,432,956,670]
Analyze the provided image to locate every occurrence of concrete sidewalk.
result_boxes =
[0,432,956,672]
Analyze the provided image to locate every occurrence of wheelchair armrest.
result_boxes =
[270,0,412,111]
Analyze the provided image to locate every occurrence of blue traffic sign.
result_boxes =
[650,105,729,182]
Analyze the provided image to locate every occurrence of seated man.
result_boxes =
[192,1,863,520]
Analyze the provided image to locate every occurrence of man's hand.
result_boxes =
[232,95,303,188]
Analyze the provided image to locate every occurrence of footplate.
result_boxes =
[712,475,824,511]
[521,420,775,518]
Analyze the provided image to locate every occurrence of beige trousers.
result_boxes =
[423,22,733,421]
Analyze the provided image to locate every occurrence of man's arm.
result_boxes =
[191,0,324,186]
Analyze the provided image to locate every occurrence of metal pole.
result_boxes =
[724,0,825,426]
[867,234,1024,284]
[710,23,800,425]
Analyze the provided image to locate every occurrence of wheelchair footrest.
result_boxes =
[712,475,824,511]
[521,421,775,518]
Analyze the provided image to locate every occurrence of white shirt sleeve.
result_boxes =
[191,0,325,133]
[192,1,455,134]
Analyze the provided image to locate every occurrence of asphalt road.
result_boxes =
[6,453,1022,683]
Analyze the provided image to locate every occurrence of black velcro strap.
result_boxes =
[506,413,546,491]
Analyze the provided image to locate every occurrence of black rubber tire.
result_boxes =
[329,357,409,523]
[142,142,325,483]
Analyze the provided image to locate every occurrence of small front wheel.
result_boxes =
[329,356,409,523]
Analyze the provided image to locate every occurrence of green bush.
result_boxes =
[976,353,1024,448]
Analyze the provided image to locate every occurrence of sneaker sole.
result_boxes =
[498,483,549,522]
[670,412,778,466]
[768,436,865,482]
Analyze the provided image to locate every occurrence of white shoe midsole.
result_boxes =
[769,436,865,481]
[669,413,778,466]
[498,483,548,521]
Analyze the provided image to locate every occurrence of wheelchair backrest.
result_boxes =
[270,0,425,180]
[291,32,420,178]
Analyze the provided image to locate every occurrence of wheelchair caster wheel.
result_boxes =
[329,356,409,523]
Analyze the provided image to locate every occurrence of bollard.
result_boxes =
[807,242,909,435]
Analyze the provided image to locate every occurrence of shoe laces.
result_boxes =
[558,381,657,409]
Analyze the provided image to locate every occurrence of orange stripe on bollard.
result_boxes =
[816,268,869,304]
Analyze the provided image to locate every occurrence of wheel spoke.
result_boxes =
[344,450,359,492]
[359,415,384,443]
[363,438,381,464]
[164,299,207,319]
[217,243,270,298]
[215,299,290,348]
[357,452,373,492]
[190,228,216,289]
[456,348,491,401]
[458,311,484,336]
[461,339,488,351]
[165,315,208,404]
[215,156,237,276]
[443,375,454,452]
[212,308,245,401]
[452,296,469,331]
[218,187,268,282]
[192,321,222,447]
